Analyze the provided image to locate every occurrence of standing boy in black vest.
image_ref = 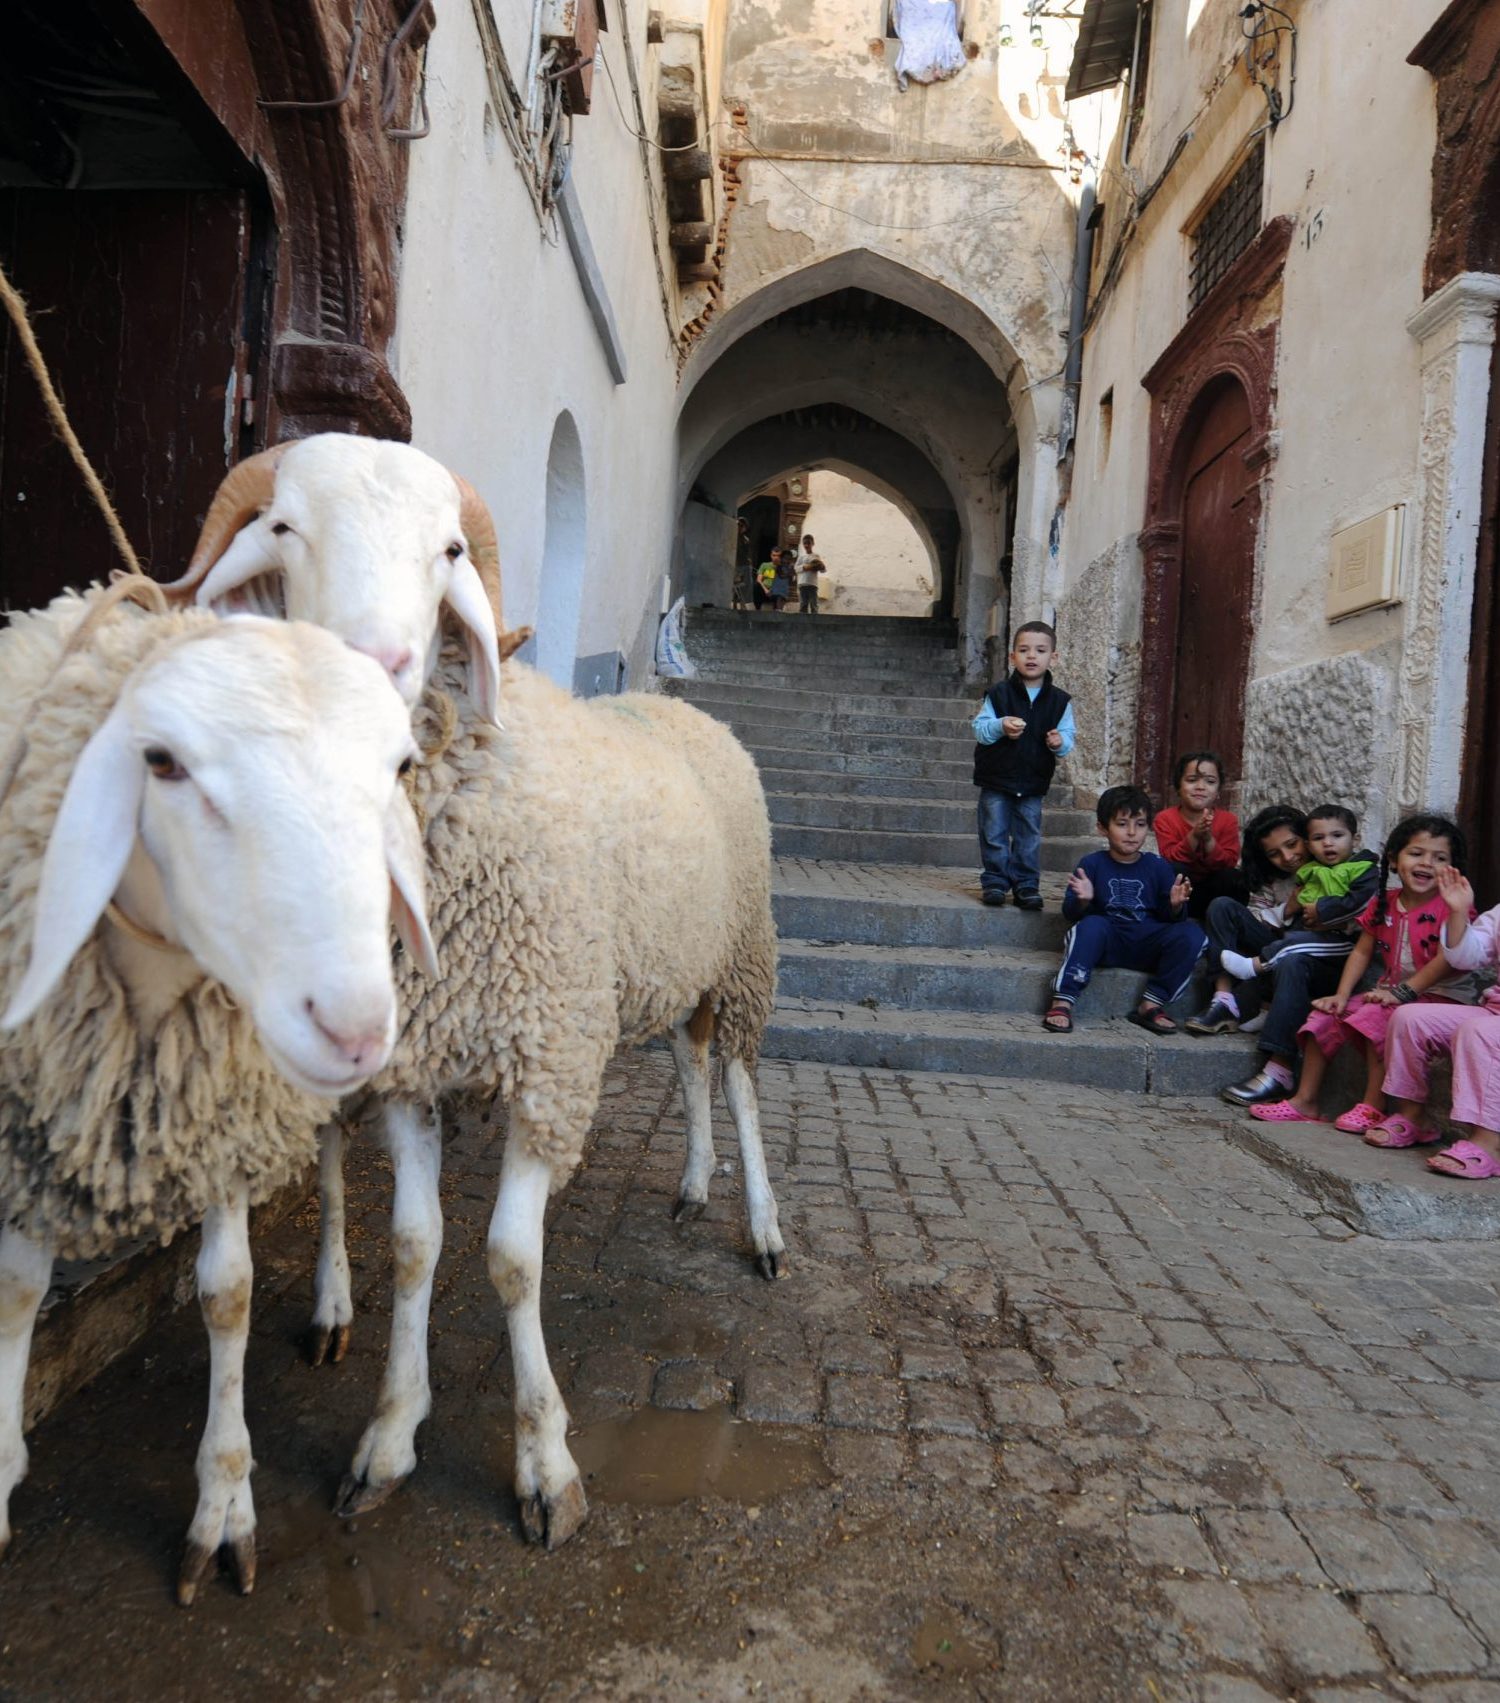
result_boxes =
[973,621,1075,910]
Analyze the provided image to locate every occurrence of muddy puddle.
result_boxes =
[570,1405,828,1507]
[911,1604,1002,1677]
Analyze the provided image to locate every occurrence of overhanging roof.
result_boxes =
[1065,0,1140,101]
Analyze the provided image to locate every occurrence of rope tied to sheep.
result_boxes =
[0,261,145,579]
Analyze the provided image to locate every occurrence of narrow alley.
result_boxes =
[4,0,1500,1699]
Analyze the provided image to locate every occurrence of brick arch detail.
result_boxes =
[1133,216,1294,797]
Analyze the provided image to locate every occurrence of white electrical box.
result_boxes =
[1326,505,1404,622]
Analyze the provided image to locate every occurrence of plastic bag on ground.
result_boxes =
[655,596,697,678]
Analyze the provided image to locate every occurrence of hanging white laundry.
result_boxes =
[892,0,967,90]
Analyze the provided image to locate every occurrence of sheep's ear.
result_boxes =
[195,525,280,608]
[2,702,143,1029]
[443,556,503,726]
[384,792,439,978]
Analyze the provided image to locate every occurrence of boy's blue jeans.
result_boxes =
[978,788,1044,897]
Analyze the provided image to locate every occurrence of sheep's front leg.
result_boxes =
[667,1015,715,1221]
[308,1120,353,1366]
[337,1101,442,1516]
[0,1226,52,1561]
[723,1057,787,1280]
[488,1135,586,1549]
[178,1183,255,1606]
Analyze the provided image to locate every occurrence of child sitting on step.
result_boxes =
[1371,860,1500,1175]
[1219,803,1383,1107]
[1153,750,1244,920]
[1246,815,1478,1128]
[972,621,1075,912]
[1043,785,1203,1034]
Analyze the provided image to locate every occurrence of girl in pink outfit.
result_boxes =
[1249,816,1477,1129]
[1376,861,1500,1176]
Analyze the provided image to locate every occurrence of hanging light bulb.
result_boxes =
[998,16,1014,46]
[1029,16,1045,45]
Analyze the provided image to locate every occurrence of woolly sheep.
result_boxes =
[0,592,437,1601]
[162,434,505,722]
[328,652,782,1549]
[181,442,785,1547]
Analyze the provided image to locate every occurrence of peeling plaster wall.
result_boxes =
[1060,0,1461,824]
[698,2,1089,668]
[1056,537,1142,801]
[394,0,690,695]
[1243,647,1400,844]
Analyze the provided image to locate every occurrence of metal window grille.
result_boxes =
[1189,141,1264,310]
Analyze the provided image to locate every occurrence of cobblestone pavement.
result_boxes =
[3,1054,1500,1700]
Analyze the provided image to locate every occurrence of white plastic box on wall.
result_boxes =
[1326,505,1404,623]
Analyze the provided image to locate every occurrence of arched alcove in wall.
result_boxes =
[535,411,587,690]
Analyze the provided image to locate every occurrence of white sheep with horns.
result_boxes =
[0,590,437,1603]
[179,438,784,1550]
[162,433,506,721]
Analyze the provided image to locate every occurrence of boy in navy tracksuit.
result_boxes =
[973,621,1075,911]
[1044,785,1206,1034]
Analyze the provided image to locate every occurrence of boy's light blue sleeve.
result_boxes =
[1053,702,1076,757]
[972,700,1003,743]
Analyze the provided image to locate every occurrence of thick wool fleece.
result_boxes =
[377,658,777,1179]
[0,592,328,1259]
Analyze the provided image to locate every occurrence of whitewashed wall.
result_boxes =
[392,0,689,691]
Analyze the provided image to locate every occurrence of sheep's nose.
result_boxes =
[353,643,415,683]
[304,999,390,1073]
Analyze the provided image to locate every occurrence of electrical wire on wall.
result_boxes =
[1240,1,1295,133]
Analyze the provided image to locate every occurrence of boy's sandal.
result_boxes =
[1364,1114,1443,1149]
[1042,1002,1074,1034]
[1248,1101,1325,1123]
[1426,1140,1500,1178]
[1333,1101,1386,1133]
[1126,1006,1177,1036]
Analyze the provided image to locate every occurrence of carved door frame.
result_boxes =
[1134,216,1293,799]
[135,0,431,443]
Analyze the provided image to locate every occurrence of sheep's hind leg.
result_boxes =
[667,1014,715,1222]
[0,1226,52,1561]
[337,1101,443,1515]
[308,1120,354,1366]
[488,1135,586,1549]
[178,1182,256,1606]
[723,1056,787,1280]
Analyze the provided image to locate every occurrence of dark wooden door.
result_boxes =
[1173,378,1255,779]
[1461,336,1500,906]
[0,188,250,610]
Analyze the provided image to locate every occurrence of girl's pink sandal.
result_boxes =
[1364,1114,1442,1149]
[1426,1140,1500,1179]
[1248,1101,1324,1123]
[1334,1102,1385,1133]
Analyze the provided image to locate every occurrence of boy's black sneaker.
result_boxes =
[1015,891,1044,911]
[981,890,1008,907]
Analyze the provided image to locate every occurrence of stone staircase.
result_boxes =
[674,609,1258,1094]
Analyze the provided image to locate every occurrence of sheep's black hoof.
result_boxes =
[519,1478,588,1550]
[755,1249,786,1281]
[671,1196,706,1223]
[176,1540,217,1608]
[228,1532,257,1596]
[307,1322,352,1367]
[335,1470,405,1518]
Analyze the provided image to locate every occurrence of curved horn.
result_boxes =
[452,473,504,630]
[160,443,293,600]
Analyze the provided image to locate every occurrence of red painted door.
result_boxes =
[1173,378,1255,779]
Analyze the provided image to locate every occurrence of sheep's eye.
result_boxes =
[144,748,188,782]
[398,756,414,776]
[270,521,292,537]
[445,542,464,561]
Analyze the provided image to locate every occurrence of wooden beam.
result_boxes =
[669,220,714,249]
[664,146,713,182]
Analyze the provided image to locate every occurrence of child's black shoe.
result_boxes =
[1015,891,1044,911]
